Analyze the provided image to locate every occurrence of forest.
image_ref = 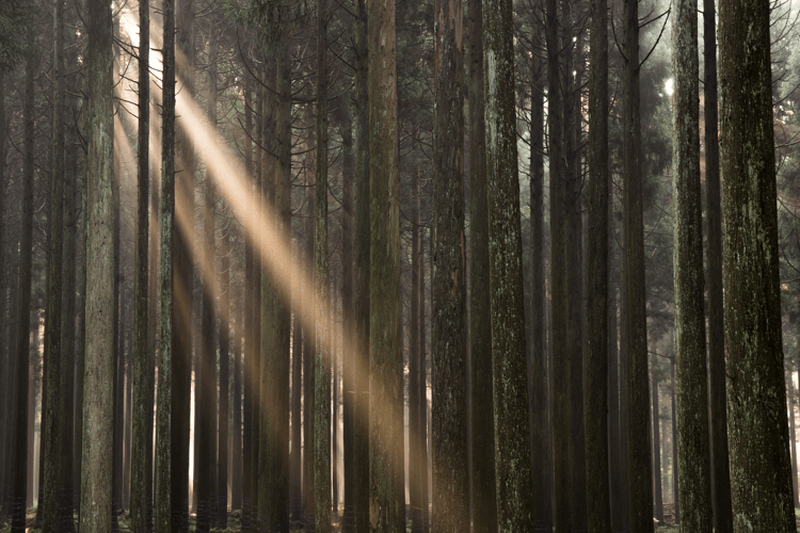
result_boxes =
[0,0,798,531]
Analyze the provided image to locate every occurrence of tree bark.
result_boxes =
[703,0,733,529]
[368,0,404,525]
[672,1,713,527]
[431,0,468,526]
[80,0,116,527]
[651,362,664,522]
[585,0,610,527]
[719,1,796,530]
[483,0,535,527]
[786,366,798,507]
[409,167,422,533]
[623,0,654,528]
[468,0,498,527]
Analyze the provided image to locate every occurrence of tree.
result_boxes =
[368,0,403,524]
[483,0,535,527]
[703,0,733,528]
[719,0,796,530]
[431,0,468,525]
[672,0,712,528]
[131,0,153,528]
[623,0,654,528]
[468,0,497,527]
[80,0,116,527]
[42,0,66,527]
[155,0,175,529]
[585,0,611,528]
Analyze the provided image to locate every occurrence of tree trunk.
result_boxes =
[672,1,712,527]
[786,366,798,507]
[651,362,664,522]
[80,0,116,526]
[585,0,610,527]
[368,0,404,525]
[483,0,535,528]
[155,0,176,528]
[352,0,370,527]
[42,0,66,526]
[703,0,733,529]
[719,2,796,530]
[315,0,331,527]
[132,0,152,526]
[671,355,679,524]
[468,0,497,527]
[409,167,422,533]
[431,0,468,526]
[623,0,654,528]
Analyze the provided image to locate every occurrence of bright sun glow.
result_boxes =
[665,77,674,97]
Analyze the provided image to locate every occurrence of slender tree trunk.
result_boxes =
[651,363,664,522]
[80,0,116,525]
[132,0,152,527]
[468,0,497,527]
[241,80,254,533]
[420,214,430,533]
[546,0,569,530]
[155,0,176,529]
[42,0,67,526]
[672,3,713,527]
[11,37,36,533]
[368,0,404,524]
[218,228,230,529]
[623,0,654,528]
[786,366,798,507]
[585,0,610,527]
[483,0,535,527]
[409,167,422,533]
[703,0,733,529]
[352,0,370,526]
[303,178,315,528]
[719,2,796,530]
[431,0,468,526]
[0,63,7,527]
[671,354,679,524]
[315,1,332,527]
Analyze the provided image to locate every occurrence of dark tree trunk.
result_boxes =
[719,1,796,530]
[483,0,535,527]
[622,0,654,528]
[786,366,798,507]
[409,167,423,533]
[585,0,611,526]
[431,0,468,526]
[651,363,664,523]
[703,0,733,529]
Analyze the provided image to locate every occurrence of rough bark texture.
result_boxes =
[131,0,152,529]
[42,0,66,527]
[703,0,733,529]
[546,0,569,530]
[431,0,468,528]
[622,0,654,529]
[719,1,796,530]
[155,0,176,529]
[11,36,35,533]
[468,0,497,528]
[368,0,404,525]
[672,1,713,528]
[585,0,610,529]
[529,52,549,533]
[80,0,115,528]
[482,0,535,528]
[315,2,332,528]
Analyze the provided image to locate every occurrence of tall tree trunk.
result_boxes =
[11,35,36,533]
[42,0,66,526]
[585,0,610,527]
[651,363,664,522]
[672,2,713,527]
[483,0,535,527]
[623,0,654,528]
[468,0,497,527]
[431,0,468,526]
[315,1,332,527]
[703,0,733,529]
[303,176,314,528]
[132,0,152,527]
[546,0,569,529]
[80,0,116,525]
[409,167,422,533]
[352,0,370,526]
[420,215,430,533]
[0,63,7,527]
[218,227,230,530]
[368,0,404,524]
[670,354,679,524]
[155,0,176,528]
[719,1,796,530]
[786,366,798,507]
